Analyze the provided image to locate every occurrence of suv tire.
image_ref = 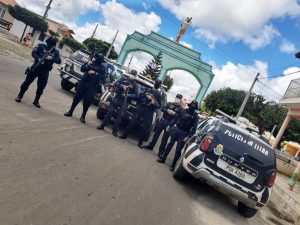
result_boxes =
[173,155,188,180]
[61,78,74,91]
[237,202,257,218]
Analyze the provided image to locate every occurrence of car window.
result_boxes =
[198,119,221,135]
[69,51,90,64]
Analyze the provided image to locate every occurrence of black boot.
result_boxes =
[156,157,165,164]
[33,101,41,108]
[112,131,118,137]
[119,133,128,139]
[80,117,85,123]
[15,96,22,103]
[143,144,153,151]
[64,111,73,117]
[169,165,174,172]
[80,109,88,124]
[138,140,143,149]
[97,124,105,130]
[33,95,41,108]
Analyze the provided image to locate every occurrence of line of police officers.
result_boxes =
[15,36,199,172]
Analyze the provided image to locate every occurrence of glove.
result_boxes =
[46,56,53,61]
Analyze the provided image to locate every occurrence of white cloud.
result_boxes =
[159,0,300,49]
[280,40,296,53]
[16,0,100,26]
[180,40,193,49]
[73,1,161,53]
[207,60,300,102]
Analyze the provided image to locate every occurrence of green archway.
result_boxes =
[117,31,214,103]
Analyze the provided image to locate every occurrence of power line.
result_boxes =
[259,70,300,80]
[257,80,283,97]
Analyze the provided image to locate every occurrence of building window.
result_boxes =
[0,9,5,18]
[38,32,46,41]
[58,42,64,49]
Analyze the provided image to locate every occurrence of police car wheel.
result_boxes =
[173,155,188,180]
[237,202,257,218]
[61,79,74,91]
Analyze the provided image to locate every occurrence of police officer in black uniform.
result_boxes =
[97,70,139,136]
[144,94,183,157]
[15,36,61,108]
[157,100,199,171]
[64,53,106,123]
[119,80,162,148]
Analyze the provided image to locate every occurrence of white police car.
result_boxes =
[173,117,276,218]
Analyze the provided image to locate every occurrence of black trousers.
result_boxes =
[101,97,124,133]
[69,81,97,117]
[147,118,171,157]
[123,106,154,142]
[18,67,50,100]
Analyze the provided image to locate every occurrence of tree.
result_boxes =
[8,5,48,42]
[83,38,118,59]
[48,29,59,37]
[63,37,85,52]
[162,75,173,91]
[140,52,163,80]
[204,87,246,116]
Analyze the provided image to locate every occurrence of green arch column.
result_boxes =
[117,31,214,103]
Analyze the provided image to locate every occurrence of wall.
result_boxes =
[0,3,14,24]
[9,19,31,39]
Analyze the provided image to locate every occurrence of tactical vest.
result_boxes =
[176,111,196,131]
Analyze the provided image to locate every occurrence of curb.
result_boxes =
[270,182,300,224]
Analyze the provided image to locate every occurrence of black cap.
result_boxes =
[94,53,104,63]
[188,100,198,109]
[130,69,137,76]
[176,94,183,99]
[46,36,58,48]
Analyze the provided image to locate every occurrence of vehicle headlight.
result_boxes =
[64,59,73,72]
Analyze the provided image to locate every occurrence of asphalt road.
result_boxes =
[0,55,290,225]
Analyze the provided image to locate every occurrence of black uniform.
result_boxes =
[97,74,139,136]
[144,101,182,156]
[15,37,61,107]
[158,101,199,171]
[119,85,162,147]
[64,54,106,123]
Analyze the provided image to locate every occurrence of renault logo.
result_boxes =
[240,157,245,163]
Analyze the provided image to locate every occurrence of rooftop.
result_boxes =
[281,78,300,109]
[0,0,17,6]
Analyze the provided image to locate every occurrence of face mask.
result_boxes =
[175,98,181,104]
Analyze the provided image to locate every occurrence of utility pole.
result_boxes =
[31,0,53,46]
[91,24,98,39]
[235,73,260,120]
[106,30,119,58]
[42,0,54,19]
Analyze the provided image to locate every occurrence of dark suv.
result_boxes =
[173,117,276,218]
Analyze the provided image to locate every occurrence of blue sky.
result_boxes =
[18,0,300,101]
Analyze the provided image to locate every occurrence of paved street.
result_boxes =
[0,55,291,225]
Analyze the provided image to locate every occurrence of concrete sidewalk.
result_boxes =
[270,173,300,224]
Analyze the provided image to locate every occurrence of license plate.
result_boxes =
[217,159,256,183]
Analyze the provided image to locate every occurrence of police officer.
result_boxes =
[157,100,199,171]
[15,36,61,108]
[97,70,139,137]
[119,80,162,148]
[64,53,106,123]
[144,94,183,157]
